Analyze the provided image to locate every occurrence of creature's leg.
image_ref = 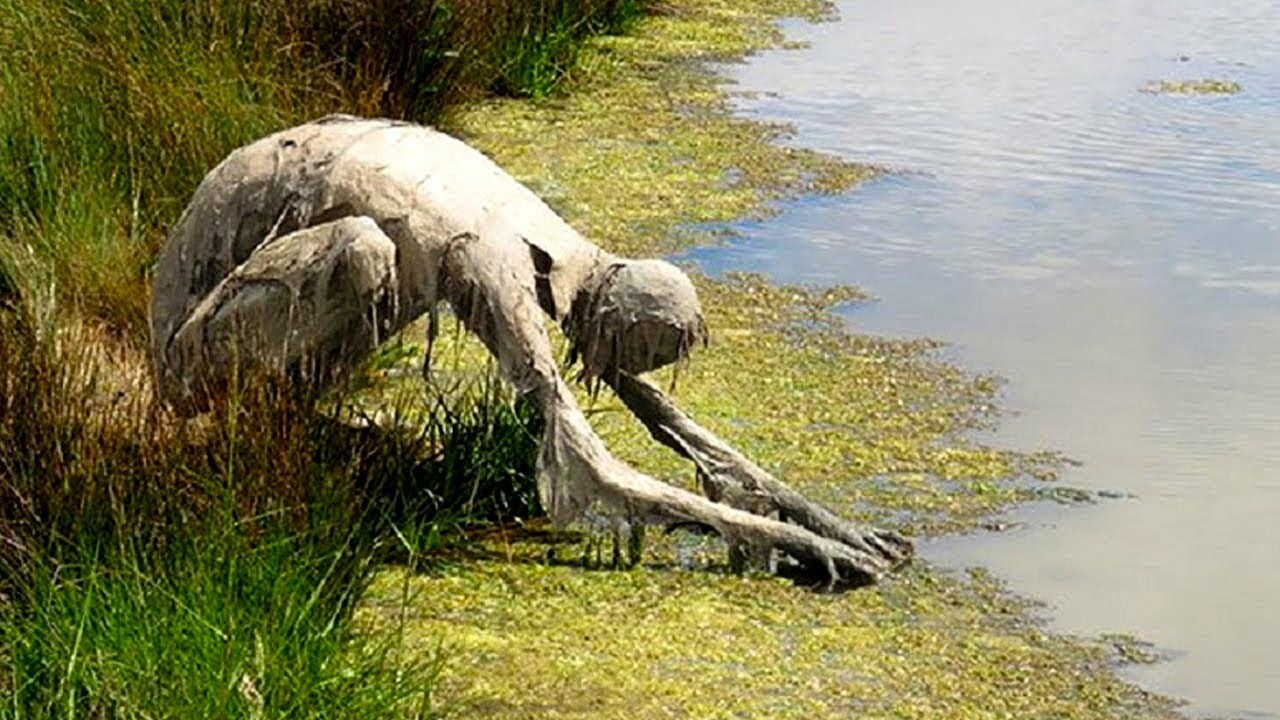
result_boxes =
[606,373,912,565]
[157,216,401,413]
[441,231,898,585]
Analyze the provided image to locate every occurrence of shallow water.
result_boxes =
[685,1,1280,716]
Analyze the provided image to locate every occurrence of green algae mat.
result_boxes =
[358,1,1183,717]
[1140,78,1242,95]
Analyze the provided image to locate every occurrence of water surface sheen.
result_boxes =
[687,1,1280,716]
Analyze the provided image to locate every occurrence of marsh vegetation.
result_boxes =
[1140,78,1242,94]
[1,0,1187,717]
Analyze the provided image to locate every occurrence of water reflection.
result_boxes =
[685,0,1280,716]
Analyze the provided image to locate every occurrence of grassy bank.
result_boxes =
[0,296,548,717]
[0,1,633,716]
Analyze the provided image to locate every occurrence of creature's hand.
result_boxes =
[607,372,914,582]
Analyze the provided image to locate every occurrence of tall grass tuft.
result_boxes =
[0,288,540,716]
[489,0,652,96]
[1,527,443,719]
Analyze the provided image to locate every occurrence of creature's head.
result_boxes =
[564,258,707,384]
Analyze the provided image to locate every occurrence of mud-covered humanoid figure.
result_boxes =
[150,116,911,586]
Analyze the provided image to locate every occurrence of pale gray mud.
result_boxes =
[684,0,1280,717]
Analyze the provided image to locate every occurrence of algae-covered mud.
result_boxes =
[358,1,1183,717]
[1140,79,1242,95]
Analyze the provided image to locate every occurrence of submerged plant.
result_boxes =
[1140,78,1242,95]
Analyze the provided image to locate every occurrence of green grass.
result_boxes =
[0,279,541,715]
[2,529,440,719]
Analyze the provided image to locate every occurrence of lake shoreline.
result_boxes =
[371,1,1187,716]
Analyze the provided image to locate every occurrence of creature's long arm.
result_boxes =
[606,372,912,564]
[440,225,903,586]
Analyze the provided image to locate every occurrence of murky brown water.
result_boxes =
[686,1,1280,716]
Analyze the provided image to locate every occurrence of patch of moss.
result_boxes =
[358,0,1181,717]
[362,550,1178,719]
[1140,79,1242,95]
[1100,634,1165,666]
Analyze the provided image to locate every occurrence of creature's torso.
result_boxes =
[150,116,603,359]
